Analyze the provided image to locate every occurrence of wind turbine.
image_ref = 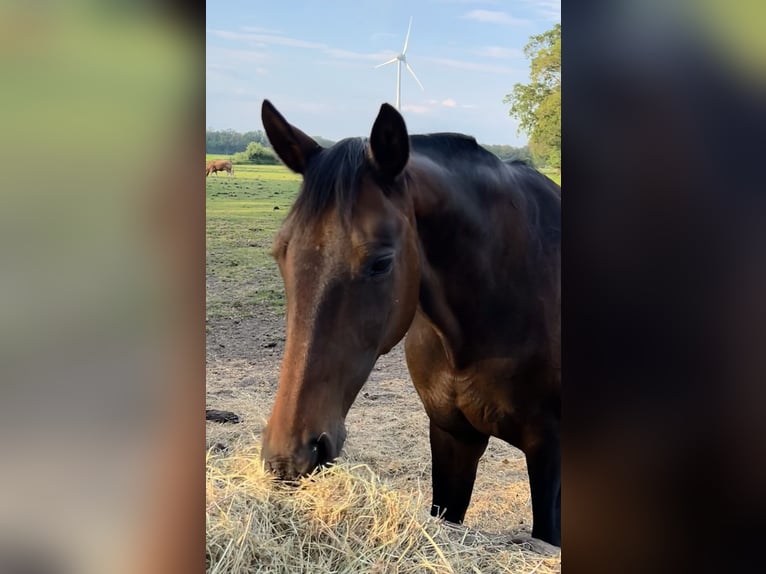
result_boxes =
[374,16,424,111]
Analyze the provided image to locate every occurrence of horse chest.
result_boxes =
[460,370,526,438]
[416,363,520,439]
[406,312,552,442]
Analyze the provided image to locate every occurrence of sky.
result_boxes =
[206,0,560,146]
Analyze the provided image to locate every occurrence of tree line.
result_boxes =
[207,129,534,166]
[206,128,271,155]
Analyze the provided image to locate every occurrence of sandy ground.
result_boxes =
[205,305,536,539]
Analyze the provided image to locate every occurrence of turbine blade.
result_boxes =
[402,16,413,54]
[374,57,398,69]
[405,62,425,91]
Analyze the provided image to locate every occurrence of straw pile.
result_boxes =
[206,441,561,574]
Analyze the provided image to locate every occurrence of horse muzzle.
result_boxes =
[261,429,341,481]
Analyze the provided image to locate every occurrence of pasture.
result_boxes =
[206,163,562,572]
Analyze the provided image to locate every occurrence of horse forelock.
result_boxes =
[289,137,370,227]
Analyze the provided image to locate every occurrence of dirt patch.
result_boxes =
[206,304,534,538]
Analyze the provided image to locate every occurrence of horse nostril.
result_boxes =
[265,459,279,476]
[314,432,334,468]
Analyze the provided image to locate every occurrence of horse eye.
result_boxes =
[366,255,394,277]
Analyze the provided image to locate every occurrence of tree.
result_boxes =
[232,142,278,165]
[504,23,560,170]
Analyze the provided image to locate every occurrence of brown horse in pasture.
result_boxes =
[259,100,561,546]
[206,159,233,177]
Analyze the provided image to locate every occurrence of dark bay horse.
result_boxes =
[259,100,561,545]
[206,159,233,177]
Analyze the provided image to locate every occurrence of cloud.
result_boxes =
[432,0,499,4]
[206,63,240,79]
[521,0,561,22]
[422,56,522,75]
[462,10,528,26]
[407,99,462,112]
[401,104,432,114]
[206,46,269,64]
[241,25,283,34]
[208,28,397,64]
[315,59,372,70]
[207,29,326,50]
[473,46,523,59]
[324,48,397,62]
[207,87,263,101]
[207,62,267,78]
[369,31,398,41]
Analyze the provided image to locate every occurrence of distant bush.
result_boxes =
[232,142,279,165]
[481,144,535,166]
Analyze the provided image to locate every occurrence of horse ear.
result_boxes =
[261,100,321,174]
[369,103,409,179]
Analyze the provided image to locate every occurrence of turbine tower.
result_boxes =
[374,17,424,111]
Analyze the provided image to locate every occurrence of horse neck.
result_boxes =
[407,153,529,261]
[404,155,532,367]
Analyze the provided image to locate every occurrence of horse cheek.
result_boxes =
[381,247,420,354]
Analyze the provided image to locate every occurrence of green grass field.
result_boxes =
[206,163,300,319]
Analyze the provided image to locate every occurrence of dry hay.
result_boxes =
[206,440,561,574]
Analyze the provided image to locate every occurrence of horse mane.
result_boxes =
[410,133,497,164]
[288,132,504,226]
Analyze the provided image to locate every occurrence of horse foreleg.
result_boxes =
[525,429,561,546]
[429,420,489,523]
